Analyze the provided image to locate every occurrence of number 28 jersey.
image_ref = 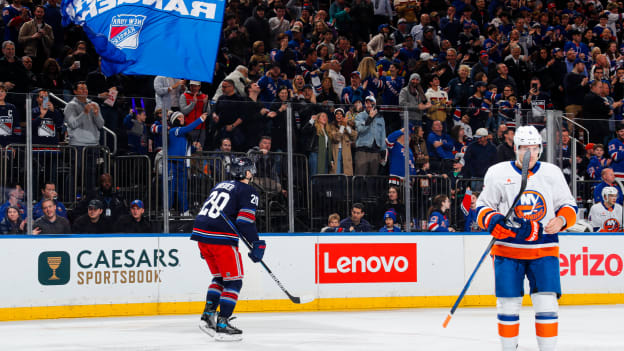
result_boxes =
[191,180,260,247]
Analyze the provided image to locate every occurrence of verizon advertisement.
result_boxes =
[315,243,418,284]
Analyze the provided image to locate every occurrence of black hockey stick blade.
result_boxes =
[443,151,531,328]
[218,211,314,304]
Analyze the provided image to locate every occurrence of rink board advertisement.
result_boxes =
[0,233,623,320]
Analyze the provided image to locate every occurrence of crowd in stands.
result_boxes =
[5,0,624,232]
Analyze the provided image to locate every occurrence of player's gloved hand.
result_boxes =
[248,240,266,262]
[488,213,516,240]
[512,218,543,242]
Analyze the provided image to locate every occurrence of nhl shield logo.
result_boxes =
[109,14,146,49]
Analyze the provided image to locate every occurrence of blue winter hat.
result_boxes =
[384,210,396,222]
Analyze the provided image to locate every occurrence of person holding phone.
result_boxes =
[522,77,552,125]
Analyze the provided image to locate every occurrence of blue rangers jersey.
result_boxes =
[428,210,450,232]
[191,180,259,246]
[386,129,416,179]
[608,137,624,177]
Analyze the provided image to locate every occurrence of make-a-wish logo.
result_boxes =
[109,14,146,49]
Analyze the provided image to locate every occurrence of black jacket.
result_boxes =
[114,214,152,233]
[71,214,112,234]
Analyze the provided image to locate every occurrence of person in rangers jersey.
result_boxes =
[427,194,455,232]
[607,123,624,178]
[589,187,623,232]
[476,126,577,351]
[191,157,265,341]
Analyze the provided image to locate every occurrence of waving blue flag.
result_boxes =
[61,0,225,82]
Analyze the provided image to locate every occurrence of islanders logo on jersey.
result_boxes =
[109,15,146,50]
[514,190,547,221]
[602,218,620,232]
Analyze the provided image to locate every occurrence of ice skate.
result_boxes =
[215,316,243,342]
[198,311,216,337]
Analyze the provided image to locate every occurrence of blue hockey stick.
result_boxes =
[443,150,531,328]
[218,211,314,304]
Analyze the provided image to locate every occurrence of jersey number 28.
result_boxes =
[198,191,231,219]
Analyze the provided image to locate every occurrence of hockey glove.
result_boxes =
[248,240,266,263]
[513,218,543,242]
[488,213,517,240]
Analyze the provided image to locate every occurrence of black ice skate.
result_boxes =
[198,311,217,337]
[215,316,243,341]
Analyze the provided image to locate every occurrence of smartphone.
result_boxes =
[74,61,81,69]
[42,96,49,107]
[531,83,538,91]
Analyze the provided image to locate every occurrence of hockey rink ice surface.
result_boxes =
[1,305,622,350]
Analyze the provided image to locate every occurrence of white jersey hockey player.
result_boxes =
[475,125,577,351]
[588,186,623,232]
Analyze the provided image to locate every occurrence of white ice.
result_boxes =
[0,305,621,350]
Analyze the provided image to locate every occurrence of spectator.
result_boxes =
[114,199,152,233]
[426,120,454,172]
[583,80,612,144]
[410,125,429,169]
[593,168,624,205]
[0,184,26,223]
[243,4,270,49]
[123,107,149,155]
[65,81,104,192]
[382,185,405,227]
[21,55,36,91]
[439,48,460,87]
[71,199,112,234]
[212,65,250,101]
[0,205,24,234]
[212,79,246,150]
[258,63,291,104]
[17,5,53,72]
[465,81,488,131]
[462,128,496,191]
[326,59,346,97]
[0,41,27,107]
[3,1,29,44]
[492,63,518,94]
[168,111,207,215]
[317,76,340,105]
[302,111,332,176]
[427,194,455,232]
[503,44,529,94]
[471,50,497,81]
[37,58,63,96]
[425,75,450,127]
[563,58,589,126]
[386,125,417,185]
[0,83,22,147]
[608,124,624,179]
[32,181,67,220]
[447,64,473,109]
[496,127,515,162]
[379,210,401,232]
[179,80,209,147]
[248,136,286,197]
[339,203,372,232]
[354,95,386,175]
[153,76,185,111]
[399,73,431,125]
[268,5,289,48]
[74,173,128,221]
[32,199,71,234]
[341,71,369,104]
[460,188,479,232]
[587,144,609,180]
[328,107,357,175]
[321,213,344,232]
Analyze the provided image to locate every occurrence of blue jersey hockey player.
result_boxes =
[191,157,266,341]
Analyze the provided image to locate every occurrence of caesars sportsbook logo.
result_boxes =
[38,249,180,286]
[38,251,70,285]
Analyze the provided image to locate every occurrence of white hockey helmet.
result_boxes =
[602,186,618,203]
[513,125,542,161]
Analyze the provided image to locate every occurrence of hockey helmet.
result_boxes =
[230,157,256,180]
[602,186,618,203]
[513,125,542,161]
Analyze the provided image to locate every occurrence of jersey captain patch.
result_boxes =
[514,190,547,221]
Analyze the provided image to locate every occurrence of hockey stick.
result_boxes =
[219,211,314,304]
[443,150,531,328]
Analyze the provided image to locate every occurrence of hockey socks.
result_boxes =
[206,277,224,308]
[218,279,242,318]
[497,297,522,350]
[532,293,558,351]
